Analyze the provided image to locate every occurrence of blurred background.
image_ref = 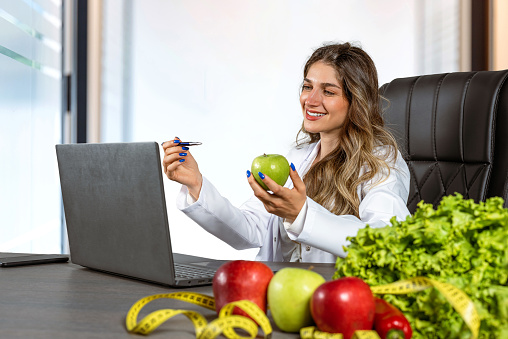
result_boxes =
[1,0,507,260]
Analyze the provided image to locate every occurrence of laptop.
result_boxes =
[55,141,228,287]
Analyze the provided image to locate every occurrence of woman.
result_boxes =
[162,42,410,263]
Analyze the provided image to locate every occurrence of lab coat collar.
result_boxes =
[299,140,320,172]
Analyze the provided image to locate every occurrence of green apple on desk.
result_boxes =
[251,154,290,190]
[267,267,325,332]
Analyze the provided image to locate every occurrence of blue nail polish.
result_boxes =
[174,140,180,143]
[182,146,189,150]
[179,153,187,156]
[179,159,185,162]
[246,170,251,178]
[290,163,296,171]
[258,172,265,179]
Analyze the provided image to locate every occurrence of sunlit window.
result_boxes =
[0,0,63,253]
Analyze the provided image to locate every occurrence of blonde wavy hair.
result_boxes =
[297,42,399,217]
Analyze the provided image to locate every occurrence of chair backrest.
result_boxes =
[380,70,508,213]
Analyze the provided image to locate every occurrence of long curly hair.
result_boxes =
[297,42,398,217]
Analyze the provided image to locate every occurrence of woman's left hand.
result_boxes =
[247,164,307,223]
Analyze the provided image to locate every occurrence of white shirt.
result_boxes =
[176,141,411,263]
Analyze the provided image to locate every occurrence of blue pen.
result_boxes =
[178,142,202,146]
[161,141,202,146]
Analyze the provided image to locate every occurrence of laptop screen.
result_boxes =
[56,142,177,285]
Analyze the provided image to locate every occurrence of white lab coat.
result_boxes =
[176,141,411,263]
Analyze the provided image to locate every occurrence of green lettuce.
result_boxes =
[334,193,508,338]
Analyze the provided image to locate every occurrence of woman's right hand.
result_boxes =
[162,137,203,200]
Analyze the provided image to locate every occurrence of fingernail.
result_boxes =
[258,172,265,179]
[290,163,296,171]
[179,153,187,156]
[179,159,185,162]
[182,146,189,150]
[174,140,180,143]
[161,141,166,146]
[246,170,251,178]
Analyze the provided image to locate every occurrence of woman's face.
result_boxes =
[300,61,350,139]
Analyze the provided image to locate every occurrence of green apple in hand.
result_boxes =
[267,267,326,332]
[251,154,290,190]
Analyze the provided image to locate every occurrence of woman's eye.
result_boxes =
[302,85,312,91]
[324,90,335,96]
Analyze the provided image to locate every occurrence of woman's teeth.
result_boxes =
[307,111,326,117]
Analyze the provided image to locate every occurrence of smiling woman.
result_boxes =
[297,43,401,218]
[161,42,411,263]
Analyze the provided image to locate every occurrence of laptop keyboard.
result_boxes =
[174,263,217,279]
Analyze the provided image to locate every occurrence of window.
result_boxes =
[0,0,64,253]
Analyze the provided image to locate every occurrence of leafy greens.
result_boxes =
[334,193,508,338]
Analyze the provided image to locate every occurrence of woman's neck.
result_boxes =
[316,134,339,161]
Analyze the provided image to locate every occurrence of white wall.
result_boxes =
[124,0,419,260]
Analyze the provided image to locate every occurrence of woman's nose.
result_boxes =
[305,89,321,106]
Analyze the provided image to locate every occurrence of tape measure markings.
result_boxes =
[132,309,207,336]
[126,292,216,332]
[126,277,480,339]
[126,292,271,339]
[300,326,381,339]
[218,300,272,338]
[201,315,258,339]
[371,277,480,339]
[300,326,344,339]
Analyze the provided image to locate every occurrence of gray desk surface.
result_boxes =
[0,252,336,338]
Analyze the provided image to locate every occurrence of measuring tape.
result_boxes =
[300,327,381,339]
[126,277,479,339]
[300,276,479,339]
[370,276,480,339]
[125,292,272,338]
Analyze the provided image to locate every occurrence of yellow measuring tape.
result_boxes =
[125,292,272,338]
[126,277,480,339]
[300,327,381,339]
[370,276,480,339]
[300,276,480,339]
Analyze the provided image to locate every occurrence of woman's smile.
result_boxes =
[306,110,327,120]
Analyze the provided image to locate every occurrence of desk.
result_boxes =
[0,253,336,338]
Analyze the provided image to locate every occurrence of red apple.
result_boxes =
[212,260,274,320]
[310,277,375,339]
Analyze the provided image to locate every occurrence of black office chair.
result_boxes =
[380,70,508,213]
